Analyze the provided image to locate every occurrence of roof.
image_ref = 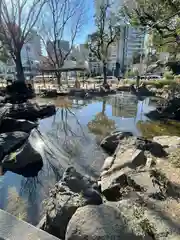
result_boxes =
[41,60,89,72]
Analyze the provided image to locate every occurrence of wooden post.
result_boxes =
[42,71,45,88]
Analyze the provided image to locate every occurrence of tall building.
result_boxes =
[47,40,70,57]
[21,30,42,64]
[116,25,145,72]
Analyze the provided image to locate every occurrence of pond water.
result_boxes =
[1,93,180,226]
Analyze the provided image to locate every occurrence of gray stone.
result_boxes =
[100,168,130,201]
[153,136,180,148]
[62,167,96,193]
[65,204,151,240]
[0,117,37,133]
[100,131,133,155]
[101,157,114,171]
[112,148,147,173]
[107,199,180,240]
[100,148,146,201]
[0,131,29,161]
[2,140,43,173]
[128,171,160,196]
[41,167,102,239]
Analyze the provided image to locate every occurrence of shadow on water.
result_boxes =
[1,94,180,225]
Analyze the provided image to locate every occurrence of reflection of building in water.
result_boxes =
[107,95,138,118]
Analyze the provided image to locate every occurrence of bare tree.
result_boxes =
[41,0,86,88]
[87,2,121,85]
[0,0,46,81]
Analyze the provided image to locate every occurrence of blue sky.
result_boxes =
[74,0,96,44]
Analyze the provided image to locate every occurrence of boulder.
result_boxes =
[113,148,147,171]
[0,131,29,161]
[100,148,147,200]
[100,168,130,201]
[5,81,35,103]
[127,171,160,198]
[136,137,168,158]
[2,139,43,175]
[101,157,114,171]
[100,131,133,155]
[6,102,56,121]
[41,167,102,239]
[7,102,41,120]
[39,104,56,119]
[0,117,37,133]
[153,136,180,148]
[65,204,151,240]
[107,199,180,240]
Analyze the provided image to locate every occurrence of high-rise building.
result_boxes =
[21,30,42,64]
[47,40,70,57]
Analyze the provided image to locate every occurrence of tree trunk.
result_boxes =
[56,72,62,89]
[103,62,107,85]
[102,99,106,115]
[15,52,25,82]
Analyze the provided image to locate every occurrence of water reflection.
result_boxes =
[1,94,180,225]
[88,99,116,139]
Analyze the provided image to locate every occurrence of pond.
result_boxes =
[1,93,180,226]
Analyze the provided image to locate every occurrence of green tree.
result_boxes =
[87,3,121,85]
[123,0,180,57]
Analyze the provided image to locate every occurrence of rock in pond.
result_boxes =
[39,104,56,119]
[5,102,56,121]
[0,131,29,161]
[100,131,133,155]
[2,138,43,175]
[0,117,37,133]
[40,167,102,239]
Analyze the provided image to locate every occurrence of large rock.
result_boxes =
[136,137,168,158]
[100,131,133,155]
[153,136,180,148]
[41,167,102,239]
[128,171,160,198]
[101,156,114,171]
[65,204,151,240]
[7,102,41,120]
[2,139,43,175]
[6,102,56,121]
[0,117,37,133]
[107,199,180,240]
[39,104,56,119]
[100,148,147,200]
[0,131,29,161]
[5,81,35,104]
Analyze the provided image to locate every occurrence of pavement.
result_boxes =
[0,209,60,240]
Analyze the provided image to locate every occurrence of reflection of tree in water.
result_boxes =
[137,120,180,139]
[6,186,27,221]
[14,99,108,224]
[88,99,116,138]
